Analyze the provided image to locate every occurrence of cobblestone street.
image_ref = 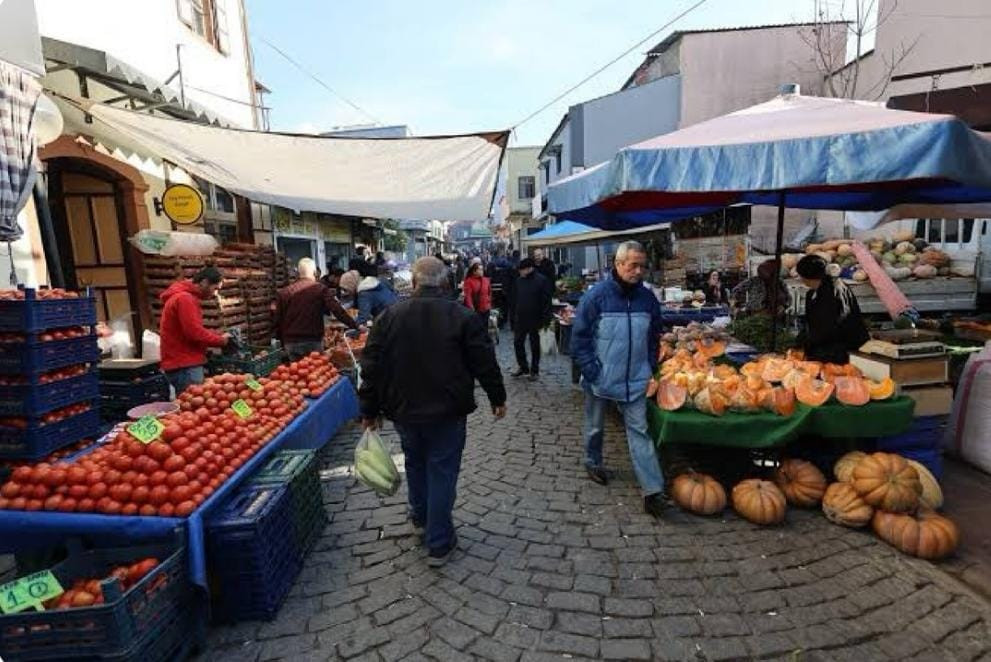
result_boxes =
[200,339,991,661]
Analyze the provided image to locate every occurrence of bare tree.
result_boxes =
[799,0,918,100]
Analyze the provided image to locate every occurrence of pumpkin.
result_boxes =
[763,386,796,417]
[852,269,869,282]
[646,377,659,398]
[699,339,727,358]
[833,451,867,482]
[872,508,959,560]
[867,378,896,400]
[693,387,728,416]
[822,482,873,528]
[656,380,688,411]
[692,350,710,370]
[851,452,921,513]
[794,361,822,379]
[773,458,827,507]
[785,348,805,361]
[671,472,726,516]
[821,363,862,383]
[894,241,915,256]
[781,369,806,390]
[893,228,916,243]
[740,361,764,379]
[761,358,793,383]
[836,243,854,257]
[732,479,787,525]
[906,459,943,510]
[729,388,762,413]
[913,264,937,279]
[834,376,871,406]
[794,377,834,407]
[710,365,737,381]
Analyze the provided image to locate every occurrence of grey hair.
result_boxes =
[614,240,646,263]
[412,256,448,288]
[298,257,317,278]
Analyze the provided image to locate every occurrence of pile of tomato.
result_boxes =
[0,371,306,516]
[43,557,160,609]
[268,352,340,398]
[0,438,96,470]
[0,402,92,429]
[0,364,89,386]
[0,288,81,301]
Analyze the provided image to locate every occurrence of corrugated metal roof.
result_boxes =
[645,21,849,56]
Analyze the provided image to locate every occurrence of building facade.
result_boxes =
[503,146,541,252]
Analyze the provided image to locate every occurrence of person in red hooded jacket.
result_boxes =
[159,266,230,395]
[461,262,492,324]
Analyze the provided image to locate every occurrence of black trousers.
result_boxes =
[514,328,540,373]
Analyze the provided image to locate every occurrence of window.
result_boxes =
[518,176,535,200]
[177,0,228,53]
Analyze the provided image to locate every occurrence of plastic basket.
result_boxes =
[0,406,100,461]
[0,290,97,333]
[99,374,171,420]
[250,451,326,557]
[207,346,283,377]
[0,335,99,375]
[0,371,99,416]
[205,484,300,623]
[0,537,190,661]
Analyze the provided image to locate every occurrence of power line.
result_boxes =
[254,34,382,125]
[512,0,710,129]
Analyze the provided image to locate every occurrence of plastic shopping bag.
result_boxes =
[540,326,558,356]
[354,428,401,496]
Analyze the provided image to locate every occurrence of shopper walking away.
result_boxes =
[275,258,359,360]
[571,241,667,517]
[359,257,507,566]
[462,262,492,324]
[532,248,557,285]
[159,267,231,395]
[511,258,553,381]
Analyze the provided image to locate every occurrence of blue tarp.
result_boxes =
[547,94,991,229]
[0,378,360,589]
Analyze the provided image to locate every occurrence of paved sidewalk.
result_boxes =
[200,338,991,661]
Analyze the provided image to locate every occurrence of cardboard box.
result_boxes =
[902,384,954,417]
[850,352,949,386]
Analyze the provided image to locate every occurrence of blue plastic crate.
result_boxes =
[0,537,190,661]
[900,447,945,481]
[877,415,948,453]
[0,335,99,375]
[0,290,97,333]
[0,371,99,416]
[206,484,300,623]
[0,406,100,461]
[98,374,170,402]
[250,451,326,558]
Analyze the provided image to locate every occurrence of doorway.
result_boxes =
[48,163,143,346]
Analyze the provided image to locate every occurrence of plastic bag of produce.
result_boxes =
[944,341,991,473]
[540,327,558,355]
[354,428,401,496]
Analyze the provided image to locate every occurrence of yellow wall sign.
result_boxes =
[161,183,205,225]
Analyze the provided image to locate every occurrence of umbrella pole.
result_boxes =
[770,193,786,352]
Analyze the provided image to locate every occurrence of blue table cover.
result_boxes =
[0,378,359,589]
[662,305,729,327]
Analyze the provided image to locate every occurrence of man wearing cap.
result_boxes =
[511,258,553,381]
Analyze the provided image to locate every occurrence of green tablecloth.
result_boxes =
[647,396,915,449]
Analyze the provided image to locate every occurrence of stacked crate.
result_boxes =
[0,289,100,460]
[274,252,290,289]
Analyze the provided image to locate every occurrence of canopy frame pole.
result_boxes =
[33,171,65,289]
[770,192,786,352]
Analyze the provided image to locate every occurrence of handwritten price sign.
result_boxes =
[0,571,64,614]
[128,416,164,444]
[231,399,253,419]
[245,378,263,391]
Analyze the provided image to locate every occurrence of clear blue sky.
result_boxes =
[245,1,854,146]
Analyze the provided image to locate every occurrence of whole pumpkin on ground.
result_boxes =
[671,472,726,516]
[852,452,922,513]
[732,479,787,525]
[773,459,827,507]
[906,459,943,510]
[834,376,871,406]
[822,482,873,527]
[833,451,867,483]
[872,508,959,559]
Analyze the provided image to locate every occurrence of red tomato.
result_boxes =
[121,502,139,516]
[171,436,191,452]
[101,500,122,515]
[58,497,77,512]
[139,504,156,516]
[179,446,199,463]
[103,469,121,485]
[25,499,43,511]
[161,423,182,442]
[31,465,51,485]
[43,495,63,510]
[162,455,185,473]
[158,503,175,517]
[68,484,88,499]
[32,484,50,500]
[148,485,170,506]
[109,484,132,503]
[0,482,19,498]
[111,455,133,472]
[11,466,32,483]
[88,482,107,499]
[86,470,105,486]
[131,485,150,504]
[149,471,168,487]
[124,440,146,458]
[77,497,95,512]
[146,442,173,463]
[165,471,187,488]
[175,501,195,517]
[132,473,149,487]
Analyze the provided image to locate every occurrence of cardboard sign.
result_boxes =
[127,416,164,444]
[231,399,253,419]
[0,571,64,614]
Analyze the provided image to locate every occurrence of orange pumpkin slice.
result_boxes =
[795,378,835,407]
[762,358,794,383]
[646,377,659,398]
[729,388,761,413]
[785,348,806,361]
[740,362,764,379]
[834,376,870,406]
[794,361,822,379]
[699,339,727,359]
[656,380,688,411]
[710,364,737,381]
[694,387,728,416]
[867,377,896,401]
[781,369,807,391]
[763,386,796,417]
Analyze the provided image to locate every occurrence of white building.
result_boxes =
[504,146,541,251]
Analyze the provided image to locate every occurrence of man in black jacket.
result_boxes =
[512,258,553,381]
[532,248,557,284]
[359,257,507,566]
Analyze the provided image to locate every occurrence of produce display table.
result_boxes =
[0,378,359,589]
[662,305,730,326]
[647,396,915,449]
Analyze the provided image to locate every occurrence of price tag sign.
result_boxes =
[245,378,263,391]
[127,416,164,444]
[0,571,64,614]
[231,399,253,419]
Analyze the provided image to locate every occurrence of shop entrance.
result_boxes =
[276,237,316,274]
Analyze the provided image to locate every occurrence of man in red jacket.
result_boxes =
[159,267,230,395]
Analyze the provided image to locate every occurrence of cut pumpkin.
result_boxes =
[740,362,765,379]
[762,386,796,417]
[781,369,807,390]
[761,358,793,383]
[821,363,862,383]
[646,377,659,398]
[699,339,727,359]
[794,361,822,379]
[729,388,762,413]
[710,365,737,381]
[795,378,835,407]
[867,377,896,401]
[834,376,870,406]
[656,380,688,411]
[785,348,805,361]
[694,387,729,416]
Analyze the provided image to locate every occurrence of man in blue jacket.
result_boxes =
[571,241,667,517]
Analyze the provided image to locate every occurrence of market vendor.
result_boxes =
[339,266,398,324]
[796,255,870,364]
[731,259,789,317]
[703,270,730,305]
[159,266,231,395]
[276,257,359,360]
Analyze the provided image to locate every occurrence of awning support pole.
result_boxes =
[770,192,786,352]
[33,172,65,289]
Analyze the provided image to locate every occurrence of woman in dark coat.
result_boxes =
[796,255,870,364]
[703,270,730,305]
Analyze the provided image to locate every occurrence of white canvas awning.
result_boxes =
[86,102,508,222]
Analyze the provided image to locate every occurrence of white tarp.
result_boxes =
[88,103,508,222]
